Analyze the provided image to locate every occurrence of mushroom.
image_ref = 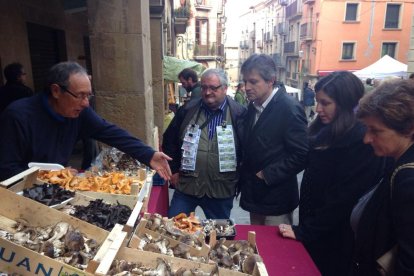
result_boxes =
[242,254,263,274]
[64,230,85,252]
[47,222,70,242]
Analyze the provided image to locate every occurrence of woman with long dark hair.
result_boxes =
[279,71,386,276]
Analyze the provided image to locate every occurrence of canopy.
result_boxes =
[353,55,407,80]
[284,85,302,101]
[163,56,206,82]
[284,85,300,93]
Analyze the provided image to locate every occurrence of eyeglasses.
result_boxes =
[58,84,94,101]
[201,84,222,92]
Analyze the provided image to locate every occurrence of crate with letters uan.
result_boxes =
[0,164,153,275]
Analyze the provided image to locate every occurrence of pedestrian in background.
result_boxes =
[238,54,308,225]
[0,62,33,114]
[279,71,386,276]
[163,68,245,219]
[363,78,375,94]
[178,68,202,100]
[352,79,414,275]
[234,82,247,106]
[303,82,315,121]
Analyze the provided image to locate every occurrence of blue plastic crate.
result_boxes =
[152,172,165,186]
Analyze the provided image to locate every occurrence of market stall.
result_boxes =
[0,164,320,276]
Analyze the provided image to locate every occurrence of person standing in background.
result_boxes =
[0,62,33,113]
[234,82,247,106]
[303,82,315,122]
[178,68,202,100]
[238,54,309,226]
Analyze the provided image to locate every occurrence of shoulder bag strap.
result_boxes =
[390,162,414,198]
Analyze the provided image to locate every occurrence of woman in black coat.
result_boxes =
[279,71,386,276]
[352,79,414,275]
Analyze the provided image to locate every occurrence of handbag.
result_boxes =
[376,162,414,276]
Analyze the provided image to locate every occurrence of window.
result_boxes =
[385,4,401,28]
[345,3,358,21]
[195,18,208,45]
[382,42,397,58]
[342,42,355,60]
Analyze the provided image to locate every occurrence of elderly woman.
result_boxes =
[351,79,414,275]
[279,71,386,276]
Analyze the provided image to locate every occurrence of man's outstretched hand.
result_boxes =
[149,152,172,181]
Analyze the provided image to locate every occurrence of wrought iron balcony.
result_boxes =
[286,0,302,20]
[300,22,313,41]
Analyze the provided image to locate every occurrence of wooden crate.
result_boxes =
[209,230,269,276]
[0,167,151,234]
[96,246,252,276]
[93,222,252,276]
[128,216,210,259]
[0,187,115,276]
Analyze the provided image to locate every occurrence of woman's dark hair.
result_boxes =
[309,71,364,146]
[236,82,244,91]
[357,79,414,139]
[44,61,87,95]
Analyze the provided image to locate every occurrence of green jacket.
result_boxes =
[234,91,247,106]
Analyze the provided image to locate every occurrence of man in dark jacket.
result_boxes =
[163,68,246,219]
[0,61,172,181]
[239,54,309,225]
[303,82,315,121]
[178,68,202,99]
[0,62,33,113]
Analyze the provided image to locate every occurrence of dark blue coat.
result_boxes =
[0,93,155,180]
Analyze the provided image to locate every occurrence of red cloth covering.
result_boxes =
[147,184,169,217]
[236,225,320,276]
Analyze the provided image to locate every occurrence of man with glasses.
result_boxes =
[0,61,172,181]
[163,68,246,219]
[0,62,33,114]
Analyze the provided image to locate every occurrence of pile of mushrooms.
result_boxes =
[137,233,207,263]
[145,213,204,250]
[209,238,263,274]
[0,219,98,270]
[108,257,218,276]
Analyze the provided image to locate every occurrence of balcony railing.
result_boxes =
[277,22,287,35]
[284,41,296,53]
[250,31,255,40]
[272,53,283,67]
[240,40,249,49]
[300,22,313,40]
[194,42,217,56]
[195,0,212,10]
[286,0,302,20]
[265,32,272,42]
